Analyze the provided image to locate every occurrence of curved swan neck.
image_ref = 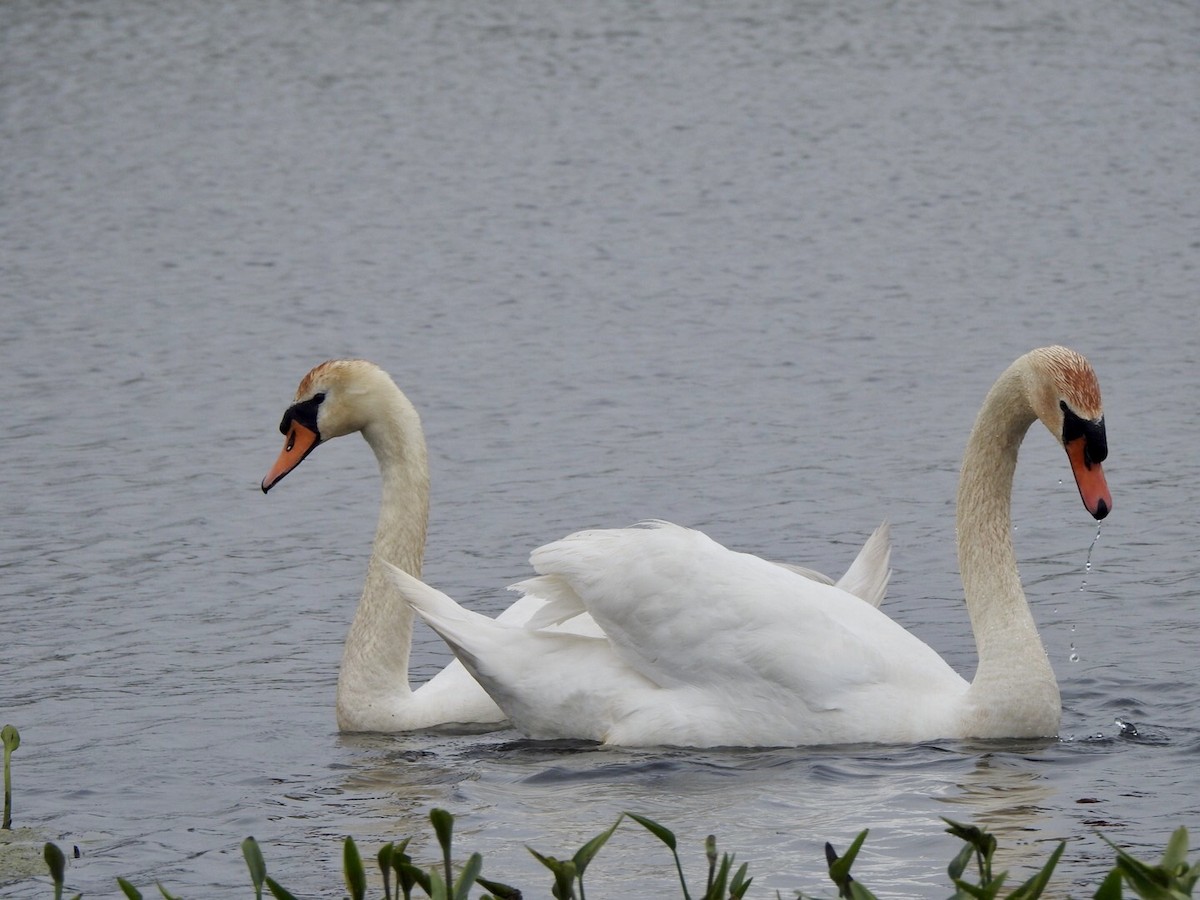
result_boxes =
[956,360,1058,717]
[337,385,430,721]
[364,396,430,578]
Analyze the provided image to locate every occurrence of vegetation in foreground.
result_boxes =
[5,724,1196,899]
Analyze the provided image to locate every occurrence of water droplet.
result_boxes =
[1069,651,1079,662]
[1079,524,1102,593]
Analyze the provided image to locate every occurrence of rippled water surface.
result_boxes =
[2,0,1198,896]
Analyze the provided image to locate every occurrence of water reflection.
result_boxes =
[937,751,1057,876]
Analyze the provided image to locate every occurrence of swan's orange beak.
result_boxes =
[1066,436,1111,520]
[262,422,321,493]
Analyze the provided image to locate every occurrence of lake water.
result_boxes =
[2,0,1198,896]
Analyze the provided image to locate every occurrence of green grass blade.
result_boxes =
[706,851,731,900]
[430,808,456,890]
[343,836,367,900]
[453,852,483,900]
[431,808,455,851]
[116,878,144,900]
[730,861,752,899]
[1160,827,1189,874]
[847,883,881,900]
[1093,868,1124,900]
[572,814,624,876]
[428,865,449,900]
[265,875,302,900]
[528,847,577,898]
[1007,841,1064,900]
[242,836,267,900]
[44,841,67,900]
[398,859,432,897]
[628,813,691,900]
[627,813,677,851]
[378,842,395,900]
[475,874,523,899]
[826,829,869,892]
[948,841,974,881]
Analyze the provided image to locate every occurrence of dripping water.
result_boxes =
[1069,524,1102,661]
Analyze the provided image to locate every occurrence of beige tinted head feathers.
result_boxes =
[261,359,393,492]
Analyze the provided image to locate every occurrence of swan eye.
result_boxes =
[278,393,326,437]
[1060,400,1107,465]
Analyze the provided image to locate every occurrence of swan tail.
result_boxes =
[383,562,496,645]
[833,522,892,608]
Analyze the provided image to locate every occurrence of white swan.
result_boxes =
[261,359,894,733]
[387,346,1113,747]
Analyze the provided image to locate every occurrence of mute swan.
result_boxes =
[387,346,1113,747]
[261,359,894,733]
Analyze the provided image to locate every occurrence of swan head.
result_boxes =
[261,359,401,492]
[1024,346,1112,520]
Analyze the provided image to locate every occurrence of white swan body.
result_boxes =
[262,359,895,733]
[388,347,1112,747]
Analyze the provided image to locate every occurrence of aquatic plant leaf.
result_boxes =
[343,836,367,900]
[953,868,1014,900]
[628,812,692,899]
[730,861,752,899]
[378,842,395,900]
[1105,835,1192,900]
[389,840,429,900]
[428,864,449,900]
[572,814,623,875]
[846,884,880,900]
[1093,869,1124,900]
[706,848,731,900]
[826,829,870,897]
[1006,841,1064,900]
[627,812,677,851]
[242,836,267,899]
[44,841,67,884]
[116,877,144,900]
[944,818,997,882]
[265,875,301,900]
[398,858,432,897]
[948,841,975,881]
[528,847,577,899]
[154,884,182,900]
[475,874,523,900]
[1160,827,1189,876]
[430,808,456,890]
[452,852,483,900]
[431,808,455,854]
[703,837,747,900]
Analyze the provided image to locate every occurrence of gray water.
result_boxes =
[2,0,1198,896]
